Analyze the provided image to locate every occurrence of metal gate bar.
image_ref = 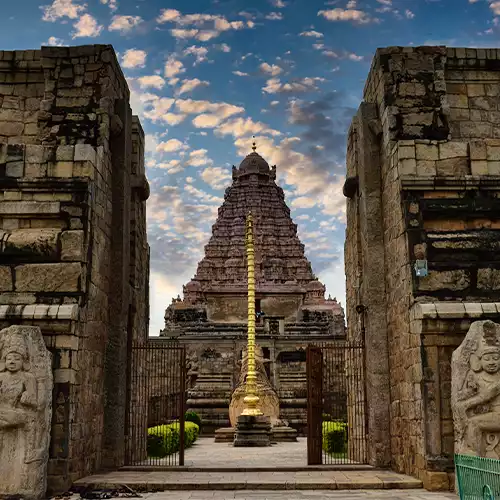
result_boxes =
[307,341,366,465]
[126,341,186,466]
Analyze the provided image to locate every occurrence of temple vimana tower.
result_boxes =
[160,147,346,434]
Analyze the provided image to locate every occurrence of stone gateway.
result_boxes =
[0,325,52,500]
[452,320,500,458]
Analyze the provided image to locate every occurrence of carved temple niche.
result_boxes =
[0,325,52,499]
[452,320,500,458]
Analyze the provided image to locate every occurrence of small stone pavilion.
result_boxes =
[160,148,346,434]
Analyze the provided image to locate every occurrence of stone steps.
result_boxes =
[73,470,423,492]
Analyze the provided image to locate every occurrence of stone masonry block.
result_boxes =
[487,145,500,161]
[469,140,487,160]
[488,161,500,175]
[25,145,45,163]
[15,263,81,292]
[416,144,438,161]
[56,146,74,162]
[477,268,500,290]
[416,160,436,176]
[439,141,468,159]
[471,160,488,175]
[74,144,96,164]
[435,302,467,319]
[464,302,483,318]
[0,266,13,292]
[61,230,84,261]
[398,145,415,159]
[481,303,497,314]
[56,304,78,320]
[419,270,470,291]
[1,201,60,216]
[48,162,73,178]
[399,158,417,175]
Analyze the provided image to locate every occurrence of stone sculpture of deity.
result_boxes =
[452,320,500,458]
[0,325,52,500]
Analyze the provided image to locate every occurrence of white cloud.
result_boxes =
[183,45,209,64]
[137,75,166,89]
[121,49,147,69]
[196,30,220,41]
[171,28,199,39]
[46,36,65,46]
[233,71,249,76]
[72,14,103,38]
[162,113,188,125]
[271,0,287,6]
[109,15,143,32]
[201,166,232,189]
[263,77,325,94]
[318,8,373,24]
[215,117,282,138]
[143,97,175,122]
[218,43,231,52]
[157,8,181,23]
[405,9,415,18]
[377,0,392,4]
[260,62,283,76]
[266,12,284,20]
[100,0,117,11]
[291,196,317,209]
[165,57,185,79]
[157,9,254,41]
[156,139,188,153]
[300,30,324,37]
[41,0,85,21]
[491,1,500,14]
[178,78,210,95]
[185,149,213,167]
[192,114,224,128]
[348,53,363,61]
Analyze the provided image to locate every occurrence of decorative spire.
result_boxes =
[251,136,257,152]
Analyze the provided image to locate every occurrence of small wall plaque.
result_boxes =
[414,259,428,277]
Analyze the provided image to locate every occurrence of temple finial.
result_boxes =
[252,136,257,152]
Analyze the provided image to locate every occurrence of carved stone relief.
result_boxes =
[452,320,500,458]
[0,325,53,499]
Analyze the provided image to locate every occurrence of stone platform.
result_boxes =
[73,469,423,492]
[215,426,298,443]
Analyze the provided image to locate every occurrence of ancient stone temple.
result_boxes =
[161,148,346,434]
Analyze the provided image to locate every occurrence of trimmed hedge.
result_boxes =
[185,410,202,429]
[322,421,348,455]
[147,421,199,458]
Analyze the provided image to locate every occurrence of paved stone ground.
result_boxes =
[184,438,310,467]
[137,490,457,499]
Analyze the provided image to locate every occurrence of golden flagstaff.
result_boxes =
[242,212,262,416]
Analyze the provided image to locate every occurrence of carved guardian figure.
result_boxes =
[452,320,500,458]
[0,325,52,500]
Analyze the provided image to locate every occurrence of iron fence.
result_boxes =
[125,341,186,466]
[307,341,367,465]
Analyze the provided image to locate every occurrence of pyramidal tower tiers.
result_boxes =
[160,148,345,434]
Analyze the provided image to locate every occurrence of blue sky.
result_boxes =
[2,0,499,335]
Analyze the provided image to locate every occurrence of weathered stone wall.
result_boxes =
[0,45,149,494]
[345,46,500,490]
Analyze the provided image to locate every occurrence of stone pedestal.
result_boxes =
[233,414,272,447]
[215,424,298,443]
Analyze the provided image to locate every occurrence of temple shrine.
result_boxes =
[160,145,346,434]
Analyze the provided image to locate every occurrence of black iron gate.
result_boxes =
[306,341,366,465]
[125,341,186,466]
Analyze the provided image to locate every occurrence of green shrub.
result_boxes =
[147,421,200,457]
[185,410,202,429]
[322,421,348,455]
